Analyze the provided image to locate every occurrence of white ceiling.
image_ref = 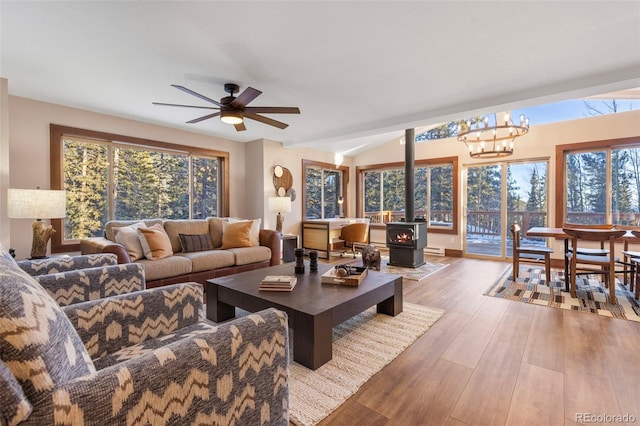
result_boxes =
[2,1,639,156]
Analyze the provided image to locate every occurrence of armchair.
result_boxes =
[17,254,146,306]
[0,251,290,425]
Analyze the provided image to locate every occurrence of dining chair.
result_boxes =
[339,222,370,258]
[563,222,614,255]
[511,224,554,284]
[624,229,640,300]
[563,227,626,304]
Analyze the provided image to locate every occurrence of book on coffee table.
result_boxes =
[260,275,297,291]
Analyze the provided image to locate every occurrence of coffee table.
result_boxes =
[206,262,403,370]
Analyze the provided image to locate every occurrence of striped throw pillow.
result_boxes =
[179,234,214,253]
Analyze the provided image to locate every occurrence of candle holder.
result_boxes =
[309,250,318,272]
[294,248,306,274]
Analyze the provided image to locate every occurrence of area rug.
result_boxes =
[375,256,448,281]
[485,265,640,322]
[289,302,444,425]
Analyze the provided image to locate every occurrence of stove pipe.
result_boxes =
[405,128,415,223]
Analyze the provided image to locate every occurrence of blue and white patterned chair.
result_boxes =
[16,253,146,306]
[0,245,290,425]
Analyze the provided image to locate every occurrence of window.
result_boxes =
[556,137,640,227]
[51,125,228,252]
[302,160,348,219]
[357,157,458,234]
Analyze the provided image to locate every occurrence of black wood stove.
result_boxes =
[385,128,428,268]
[386,222,427,267]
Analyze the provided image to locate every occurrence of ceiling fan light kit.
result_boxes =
[153,82,300,131]
[220,110,243,124]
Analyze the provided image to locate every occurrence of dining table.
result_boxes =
[526,226,640,292]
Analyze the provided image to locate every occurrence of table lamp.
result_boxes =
[8,188,67,259]
[268,196,292,233]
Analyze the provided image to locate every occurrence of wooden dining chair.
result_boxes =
[563,222,614,255]
[563,227,626,304]
[625,229,640,300]
[511,224,554,284]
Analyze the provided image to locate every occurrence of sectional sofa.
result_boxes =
[80,217,281,289]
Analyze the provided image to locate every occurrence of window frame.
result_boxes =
[50,124,229,253]
[356,156,458,235]
[555,136,640,227]
[301,159,349,219]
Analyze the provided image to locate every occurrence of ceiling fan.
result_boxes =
[153,83,300,131]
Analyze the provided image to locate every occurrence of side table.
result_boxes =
[281,234,298,263]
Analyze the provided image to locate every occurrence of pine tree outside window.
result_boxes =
[561,141,640,226]
[357,157,458,234]
[51,125,228,252]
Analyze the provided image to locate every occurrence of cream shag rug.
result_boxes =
[288,302,444,425]
[378,256,449,281]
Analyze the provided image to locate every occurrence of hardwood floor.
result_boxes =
[316,254,640,425]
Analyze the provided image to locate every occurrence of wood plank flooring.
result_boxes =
[315,255,640,425]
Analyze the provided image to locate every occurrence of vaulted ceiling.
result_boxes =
[2,1,639,155]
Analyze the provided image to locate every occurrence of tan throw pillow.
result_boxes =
[113,221,147,261]
[228,218,261,246]
[221,221,253,249]
[138,223,173,260]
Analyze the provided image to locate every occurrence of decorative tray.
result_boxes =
[321,266,368,286]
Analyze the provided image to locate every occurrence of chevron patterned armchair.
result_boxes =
[0,247,290,425]
[16,253,146,306]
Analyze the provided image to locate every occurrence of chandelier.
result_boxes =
[457,112,530,158]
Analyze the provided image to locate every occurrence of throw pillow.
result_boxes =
[179,233,214,253]
[138,223,173,260]
[221,221,253,249]
[0,358,33,426]
[0,258,96,406]
[113,221,147,261]
[228,218,261,246]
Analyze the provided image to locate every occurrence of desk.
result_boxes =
[526,227,640,292]
[301,218,369,258]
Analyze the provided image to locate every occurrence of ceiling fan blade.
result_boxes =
[231,87,262,108]
[234,122,247,131]
[171,84,222,107]
[153,102,219,110]
[244,106,300,114]
[244,112,289,129]
[186,111,221,124]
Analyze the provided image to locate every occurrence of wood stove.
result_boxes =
[386,222,427,267]
[385,128,428,268]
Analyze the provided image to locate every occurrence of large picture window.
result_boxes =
[51,125,228,252]
[357,157,458,234]
[302,160,348,219]
[556,137,640,227]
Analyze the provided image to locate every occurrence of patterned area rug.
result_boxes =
[289,302,444,425]
[376,256,448,281]
[485,266,640,322]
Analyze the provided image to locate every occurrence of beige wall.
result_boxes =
[261,139,350,235]
[354,109,640,255]
[0,79,10,249]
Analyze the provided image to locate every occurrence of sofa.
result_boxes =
[0,244,290,425]
[80,217,281,290]
[16,253,145,306]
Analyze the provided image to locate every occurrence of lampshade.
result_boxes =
[268,196,292,213]
[8,188,67,219]
[220,110,243,125]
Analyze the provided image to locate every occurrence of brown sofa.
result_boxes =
[80,217,281,290]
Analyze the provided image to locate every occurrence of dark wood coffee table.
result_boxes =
[206,262,402,370]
